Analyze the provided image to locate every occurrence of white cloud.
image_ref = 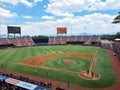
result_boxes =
[0,0,119,36]
[51,11,74,18]
[46,0,120,16]
[45,0,74,17]
[0,0,44,7]
[22,15,33,19]
[0,7,17,18]
[1,13,120,36]
[41,15,55,20]
[104,0,120,10]
[15,13,120,36]
[34,0,43,3]
[21,0,33,7]
[0,7,17,23]
[0,0,34,7]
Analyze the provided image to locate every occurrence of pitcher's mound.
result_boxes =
[64,60,74,64]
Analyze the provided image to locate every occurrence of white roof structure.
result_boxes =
[112,12,120,24]
[115,38,120,41]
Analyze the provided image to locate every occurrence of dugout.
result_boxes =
[33,38,49,45]
[67,41,84,45]
[0,44,15,49]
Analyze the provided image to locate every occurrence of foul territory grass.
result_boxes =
[0,45,116,88]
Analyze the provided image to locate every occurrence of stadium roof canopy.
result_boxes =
[112,12,120,24]
[114,38,120,41]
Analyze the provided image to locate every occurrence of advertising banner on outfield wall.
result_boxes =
[3,76,52,90]
[5,78,38,90]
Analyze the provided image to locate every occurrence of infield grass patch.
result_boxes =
[42,56,91,72]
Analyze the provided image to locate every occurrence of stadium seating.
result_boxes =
[112,42,120,60]
[101,40,120,60]
[0,38,8,45]
[0,37,35,47]
[49,36,100,45]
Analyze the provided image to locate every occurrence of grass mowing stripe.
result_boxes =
[42,56,91,72]
[0,50,12,58]
[0,45,116,88]
[0,49,17,60]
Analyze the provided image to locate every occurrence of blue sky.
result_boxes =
[0,0,120,36]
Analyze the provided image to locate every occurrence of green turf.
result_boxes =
[42,56,91,72]
[0,45,116,88]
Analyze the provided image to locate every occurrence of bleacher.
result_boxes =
[0,38,8,45]
[76,36,83,42]
[67,36,76,42]
[8,38,19,45]
[100,40,113,49]
[49,36,100,45]
[112,42,120,60]
[26,37,35,46]
[0,37,35,47]
[101,40,120,60]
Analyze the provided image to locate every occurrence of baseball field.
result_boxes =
[0,45,116,88]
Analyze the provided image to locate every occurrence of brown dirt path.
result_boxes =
[0,50,120,90]
[20,53,94,67]
[20,52,98,79]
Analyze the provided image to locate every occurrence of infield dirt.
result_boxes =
[20,52,100,80]
[20,52,94,68]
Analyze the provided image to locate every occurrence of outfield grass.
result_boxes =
[0,45,116,88]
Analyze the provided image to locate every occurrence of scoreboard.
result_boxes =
[57,27,67,34]
[7,26,21,34]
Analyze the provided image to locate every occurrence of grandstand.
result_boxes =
[100,40,113,50]
[112,42,120,60]
[0,35,100,47]
[101,40,120,60]
[0,38,8,45]
[49,35,100,45]
[0,37,35,47]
